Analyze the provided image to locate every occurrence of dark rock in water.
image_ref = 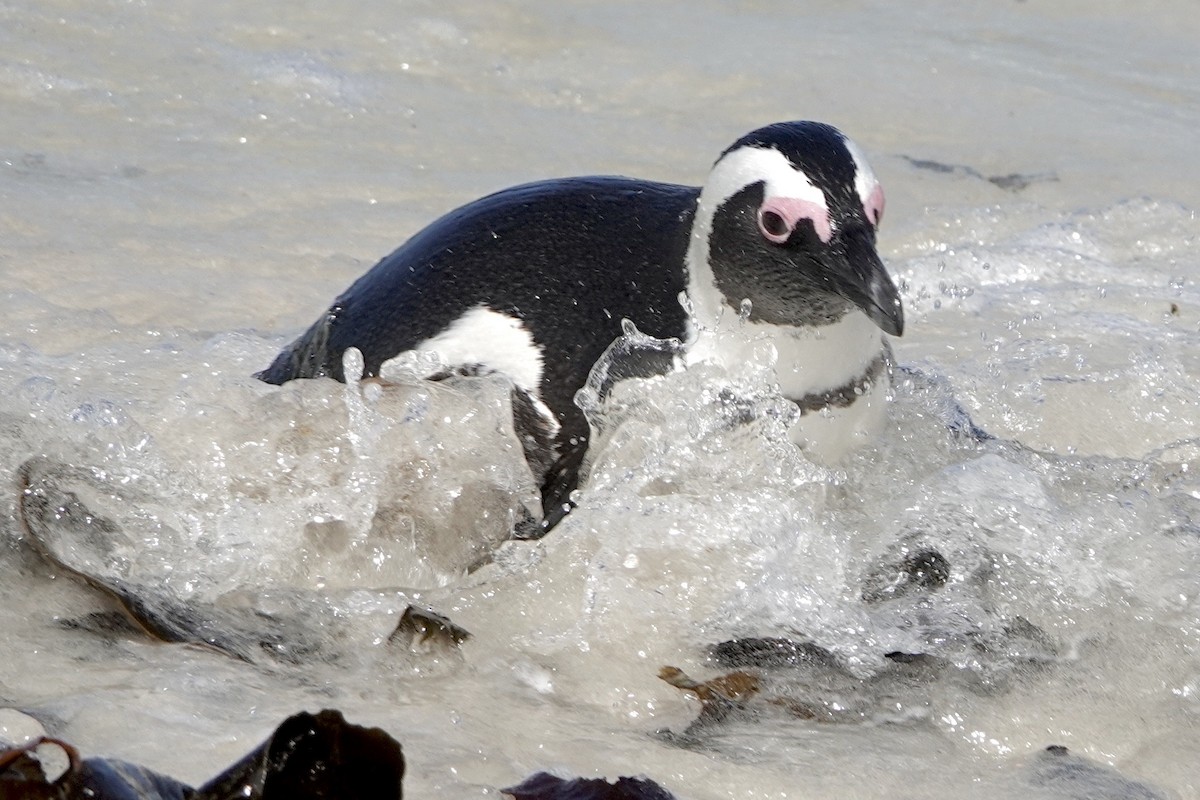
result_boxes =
[3,714,684,800]
[0,710,405,800]
[78,759,193,800]
[901,156,962,175]
[690,611,1060,742]
[17,458,327,666]
[882,651,942,666]
[57,610,150,639]
[707,636,839,670]
[1028,745,1170,800]
[1,736,74,798]
[0,733,193,800]
[987,172,1058,191]
[899,155,1058,193]
[388,606,471,653]
[973,615,1059,668]
[861,546,950,604]
[665,627,1065,742]
[198,709,405,800]
[504,772,676,800]
[856,520,1060,684]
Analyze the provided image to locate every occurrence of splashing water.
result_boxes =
[2,1,1199,796]
[5,200,1197,798]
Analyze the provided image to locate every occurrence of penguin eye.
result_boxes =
[757,197,831,244]
[758,209,792,243]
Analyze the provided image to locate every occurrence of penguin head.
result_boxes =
[692,121,903,336]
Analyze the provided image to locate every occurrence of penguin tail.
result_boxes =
[256,308,343,385]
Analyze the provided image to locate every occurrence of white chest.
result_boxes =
[684,307,891,462]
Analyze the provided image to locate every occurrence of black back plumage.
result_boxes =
[258,177,698,531]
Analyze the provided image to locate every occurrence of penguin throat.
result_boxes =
[790,352,887,414]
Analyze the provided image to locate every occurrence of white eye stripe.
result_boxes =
[704,140,884,237]
[703,145,829,212]
[840,135,884,225]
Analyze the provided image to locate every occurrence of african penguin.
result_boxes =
[257,121,904,535]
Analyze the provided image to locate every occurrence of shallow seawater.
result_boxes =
[2,1,1199,798]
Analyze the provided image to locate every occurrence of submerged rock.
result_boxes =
[860,546,951,604]
[504,772,677,800]
[18,458,333,665]
[707,636,839,670]
[2,709,685,800]
[387,605,471,653]
[0,710,405,800]
[1027,745,1171,800]
[663,623,1059,743]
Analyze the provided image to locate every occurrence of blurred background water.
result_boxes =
[2,1,1199,797]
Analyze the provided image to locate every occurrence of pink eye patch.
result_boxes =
[757,196,832,244]
[864,183,885,227]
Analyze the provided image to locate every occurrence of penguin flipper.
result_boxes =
[515,436,588,539]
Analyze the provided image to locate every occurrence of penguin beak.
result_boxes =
[829,229,904,337]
